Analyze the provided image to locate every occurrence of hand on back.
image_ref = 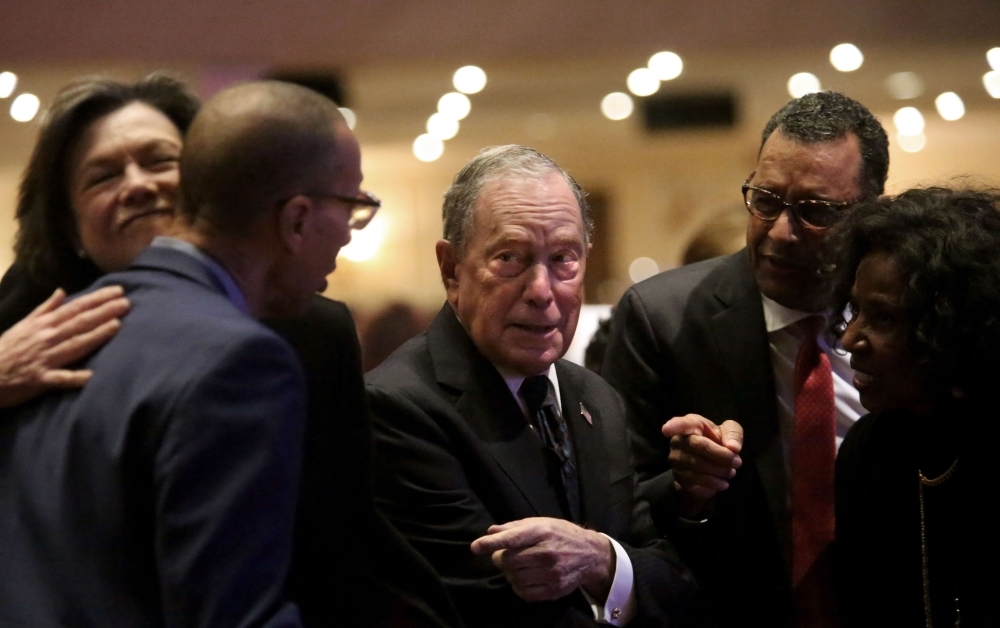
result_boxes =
[0,286,129,408]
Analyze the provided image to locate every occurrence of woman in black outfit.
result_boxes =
[830,187,1000,627]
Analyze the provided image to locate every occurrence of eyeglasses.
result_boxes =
[742,176,853,231]
[301,190,382,229]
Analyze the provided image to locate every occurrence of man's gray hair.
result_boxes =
[442,145,592,252]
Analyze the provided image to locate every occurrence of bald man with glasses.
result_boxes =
[602,91,889,627]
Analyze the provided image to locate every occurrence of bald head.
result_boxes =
[180,81,347,234]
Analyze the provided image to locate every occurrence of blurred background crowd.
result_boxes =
[1,0,998,372]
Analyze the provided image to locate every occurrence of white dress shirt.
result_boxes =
[760,295,865,486]
[500,365,638,626]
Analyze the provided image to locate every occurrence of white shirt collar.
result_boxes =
[498,363,562,415]
[151,236,250,315]
[760,293,817,333]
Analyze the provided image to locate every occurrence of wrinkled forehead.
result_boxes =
[473,172,583,228]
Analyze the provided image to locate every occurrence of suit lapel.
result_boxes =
[709,251,788,553]
[708,251,779,458]
[556,361,609,527]
[427,306,564,519]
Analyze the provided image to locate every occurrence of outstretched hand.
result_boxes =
[0,286,130,409]
[471,517,615,603]
[661,414,744,517]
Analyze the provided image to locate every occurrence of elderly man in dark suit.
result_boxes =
[0,81,362,626]
[601,92,889,626]
[367,145,698,628]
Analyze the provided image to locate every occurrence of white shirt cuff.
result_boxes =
[581,534,637,625]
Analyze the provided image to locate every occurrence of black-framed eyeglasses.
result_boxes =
[301,190,382,230]
[742,175,853,231]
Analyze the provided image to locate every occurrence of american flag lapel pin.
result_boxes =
[580,403,593,426]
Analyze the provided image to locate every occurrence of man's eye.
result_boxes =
[752,194,784,214]
[799,202,840,228]
[491,252,527,277]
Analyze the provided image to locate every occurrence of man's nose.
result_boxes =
[523,263,555,306]
[768,207,801,243]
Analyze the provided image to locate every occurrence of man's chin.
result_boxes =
[495,345,564,377]
[755,267,828,311]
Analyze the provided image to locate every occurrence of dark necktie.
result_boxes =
[519,375,581,522]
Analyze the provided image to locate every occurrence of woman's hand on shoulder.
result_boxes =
[0,286,130,409]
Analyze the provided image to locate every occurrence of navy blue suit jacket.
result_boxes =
[0,246,306,627]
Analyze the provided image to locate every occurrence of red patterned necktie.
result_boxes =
[791,316,836,587]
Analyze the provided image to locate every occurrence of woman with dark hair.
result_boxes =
[0,73,200,407]
[1,72,199,321]
[830,187,1000,626]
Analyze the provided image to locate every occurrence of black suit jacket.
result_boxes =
[266,297,461,628]
[0,246,305,627]
[366,305,699,628]
[601,250,792,626]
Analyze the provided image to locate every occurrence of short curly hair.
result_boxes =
[828,187,1000,399]
[14,73,200,290]
[761,91,889,199]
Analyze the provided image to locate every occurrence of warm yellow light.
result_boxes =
[897,132,926,153]
[426,112,460,140]
[340,214,387,262]
[987,47,1000,72]
[0,71,16,98]
[893,107,925,136]
[934,92,965,121]
[984,71,1000,98]
[413,134,444,162]
[338,107,356,130]
[600,92,633,121]
[453,66,487,94]
[648,51,683,81]
[829,43,864,72]
[787,73,821,98]
[885,72,924,100]
[10,93,39,122]
[437,92,471,120]
[628,257,659,283]
[626,68,660,97]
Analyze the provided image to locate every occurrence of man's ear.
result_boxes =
[436,239,460,304]
[277,195,311,253]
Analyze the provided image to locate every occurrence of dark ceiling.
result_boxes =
[2,0,999,67]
